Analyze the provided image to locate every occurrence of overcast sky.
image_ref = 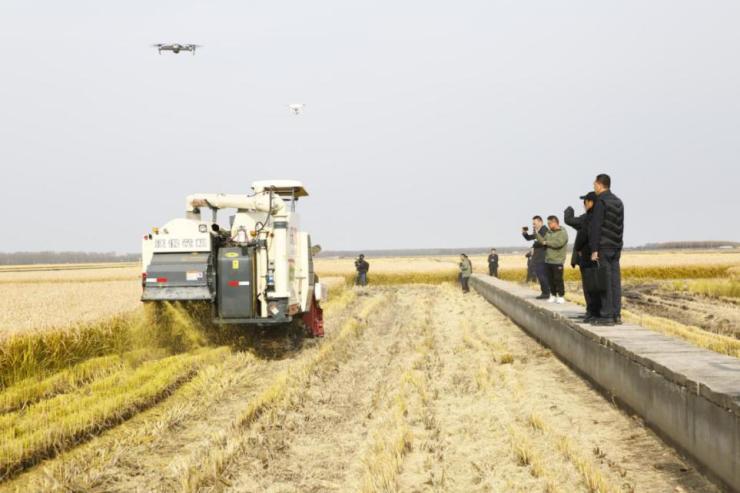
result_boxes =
[1,1,738,253]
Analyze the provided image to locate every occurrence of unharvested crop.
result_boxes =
[668,278,740,299]
[0,347,227,479]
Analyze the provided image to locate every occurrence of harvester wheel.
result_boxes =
[302,298,324,338]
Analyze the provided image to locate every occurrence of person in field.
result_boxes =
[589,173,625,325]
[536,215,569,304]
[487,248,499,277]
[525,249,536,283]
[459,253,473,293]
[354,254,369,286]
[522,216,550,299]
[565,191,601,321]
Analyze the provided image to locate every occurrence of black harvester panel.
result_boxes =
[142,252,213,301]
[217,247,255,319]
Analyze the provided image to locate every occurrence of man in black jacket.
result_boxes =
[564,192,600,321]
[589,174,624,326]
[522,216,549,299]
[487,248,499,277]
[354,254,370,286]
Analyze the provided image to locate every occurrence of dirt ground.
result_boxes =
[2,284,719,493]
[621,282,740,339]
[564,280,740,339]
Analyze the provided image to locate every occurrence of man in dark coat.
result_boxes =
[354,254,370,286]
[522,216,550,299]
[487,248,499,277]
[564,192,600,321]
[589,174,625,326]
[525,250,536,283]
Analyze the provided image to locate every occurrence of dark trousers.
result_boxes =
[460,275,470,292]
[534,262,548,295]
[579,261,602,316]
[526,262,536,283]
[598,249,622,318]
[488,264,498,277]
[356,272,368,286]
[545,263,564,296]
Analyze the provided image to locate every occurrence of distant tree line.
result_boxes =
[634,241,739,250]
[0,251,140,265]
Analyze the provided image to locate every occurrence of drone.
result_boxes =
[288,103,306,115]
[152,43,200,55]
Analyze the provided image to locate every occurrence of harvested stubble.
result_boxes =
[177,294,386,492]
[360,319,434,493]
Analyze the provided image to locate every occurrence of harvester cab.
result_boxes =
[141,180,325,337]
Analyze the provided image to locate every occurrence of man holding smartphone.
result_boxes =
[522,216,550,299]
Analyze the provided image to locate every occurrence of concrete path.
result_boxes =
[470,274,740,492]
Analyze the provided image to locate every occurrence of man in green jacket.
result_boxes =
[536,215,569,303]
[459,253,473,293]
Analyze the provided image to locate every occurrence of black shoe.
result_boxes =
[536,294,549,300]
[590,317,615,326]
[613,316,623,325]
[583,314,596,323]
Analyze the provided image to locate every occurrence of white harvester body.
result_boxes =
[140,180,325,335]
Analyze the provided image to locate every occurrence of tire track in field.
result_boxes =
[222,286,435,492]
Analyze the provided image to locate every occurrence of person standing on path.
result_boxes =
[522,216,550,299]
[459,253,473,293]
[536,215,569,304]
[589,174,625,326]
[354,254,370,286]
[525,249,536,283]
[564,191,601,321]
[487,248,499,277]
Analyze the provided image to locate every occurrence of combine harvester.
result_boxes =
[140,180,325,337]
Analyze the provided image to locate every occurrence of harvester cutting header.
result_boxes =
[141,180,324,336]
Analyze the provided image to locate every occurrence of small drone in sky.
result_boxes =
[288,104,305,115]
[152,43,201,55]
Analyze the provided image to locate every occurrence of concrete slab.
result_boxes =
[470,274,740,492]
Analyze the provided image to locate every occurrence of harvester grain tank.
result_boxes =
[140,180,325,336]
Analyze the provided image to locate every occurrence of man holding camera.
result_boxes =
[354,254,370,286]
[522,216,550,299]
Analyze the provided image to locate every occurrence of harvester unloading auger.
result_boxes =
[140,180,325,337]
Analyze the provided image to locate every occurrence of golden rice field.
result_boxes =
[0,283,721,492]
[0,251,735,492]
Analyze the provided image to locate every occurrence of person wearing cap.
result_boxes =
[487,248,499,277]
[354,254,370,286]
[565,192,601,321]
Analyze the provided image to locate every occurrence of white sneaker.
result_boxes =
[547,296,556,303]
[555,296,565,304]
